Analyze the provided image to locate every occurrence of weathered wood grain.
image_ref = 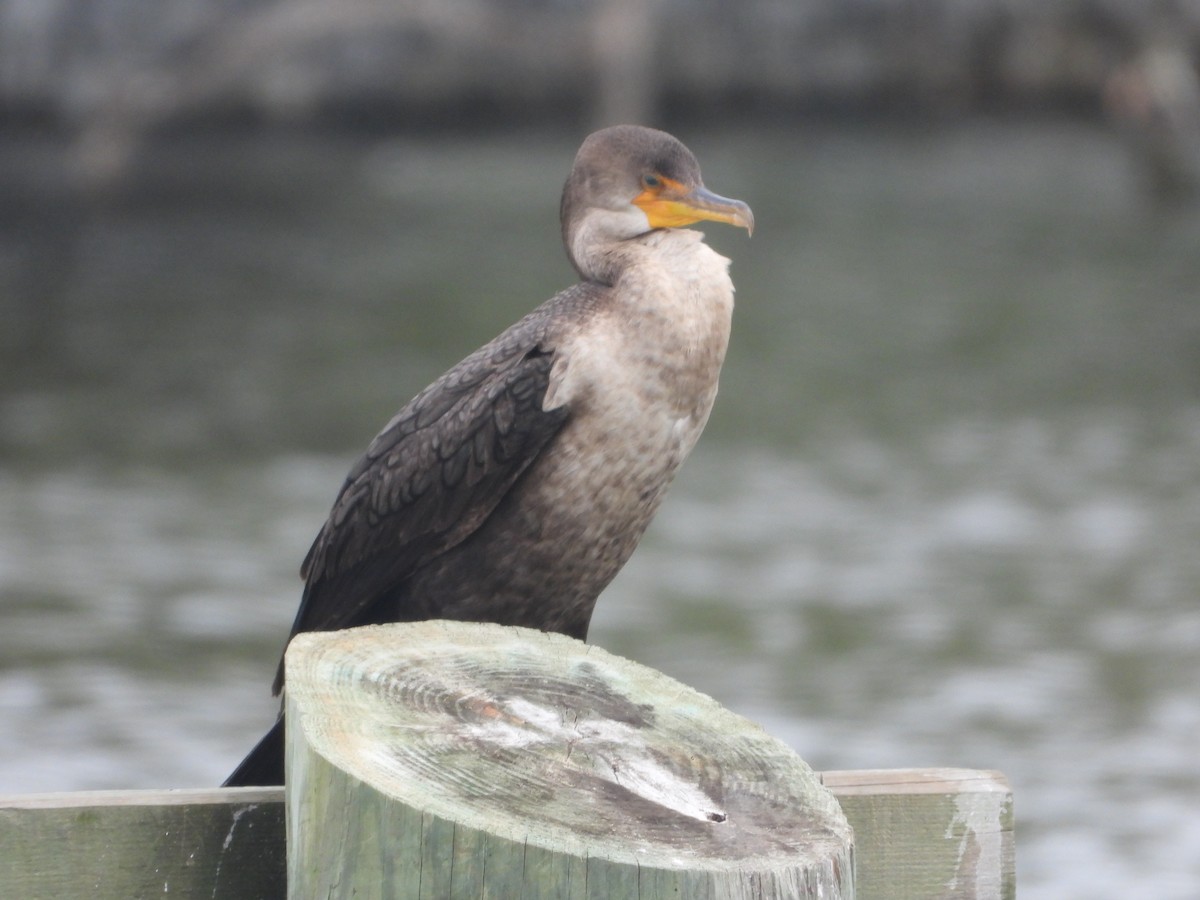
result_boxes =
[0,787,284,900]
[284,621,855,899]
[0,767,1014,899]
[824,768,1015,900]
[0,620,1015,900]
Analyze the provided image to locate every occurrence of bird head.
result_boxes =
[561,125,754,282]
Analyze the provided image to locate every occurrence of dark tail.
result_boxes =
[223,718,285,787]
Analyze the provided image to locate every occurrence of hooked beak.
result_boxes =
[633,178,754,236]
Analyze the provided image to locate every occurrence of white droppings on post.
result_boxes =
[464,696,725,824]
[944,778,1009,895]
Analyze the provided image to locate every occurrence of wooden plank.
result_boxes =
[0,768,1014,899]
[0,787,285,900]
[823,768,1015,900]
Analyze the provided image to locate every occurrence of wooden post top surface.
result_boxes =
[285,620,854,896]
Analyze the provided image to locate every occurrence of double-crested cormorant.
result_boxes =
[224,125,753,786]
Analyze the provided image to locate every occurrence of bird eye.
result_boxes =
[642,174,661,188]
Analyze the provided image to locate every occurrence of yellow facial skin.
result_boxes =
[633,175,754,235]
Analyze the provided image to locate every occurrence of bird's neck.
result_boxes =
[564,207,657,284]
[610,229,735,357]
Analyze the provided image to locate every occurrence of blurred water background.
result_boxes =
[3,2,1200,898]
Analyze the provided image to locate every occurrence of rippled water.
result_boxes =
[2,121,1199,897]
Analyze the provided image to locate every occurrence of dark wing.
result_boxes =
[272,311,578,694]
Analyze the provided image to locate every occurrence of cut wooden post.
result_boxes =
[284,621,855,899]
